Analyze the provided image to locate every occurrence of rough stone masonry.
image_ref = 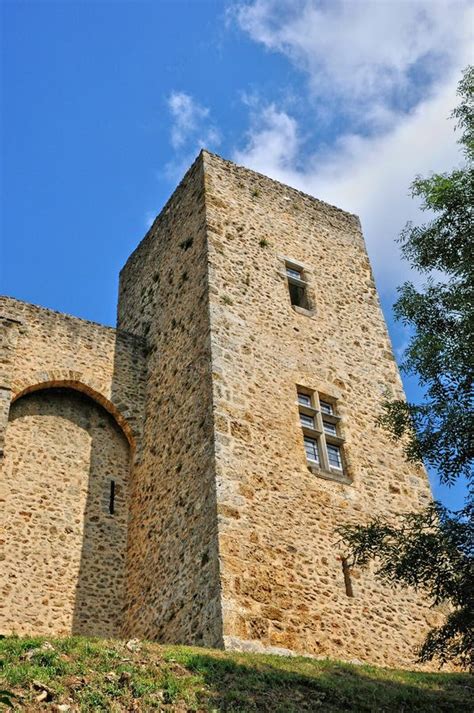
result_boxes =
[0,151,444,668]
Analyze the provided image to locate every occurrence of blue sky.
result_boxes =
[2,0,472,508]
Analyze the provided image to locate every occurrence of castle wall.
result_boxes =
[201,152,441,668]
[117,155,222,647]
[1,389,130,637]
[0,297,146,637]
[0,297,145,448]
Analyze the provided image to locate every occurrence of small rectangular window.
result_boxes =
[323,421,337,436]
[320,400,334,415]
[285,262,310,309]
[297,392,312,407]
[304,436,319,463]
[300,413,315,429]
[327,444,342,469]
[288,282,308,308]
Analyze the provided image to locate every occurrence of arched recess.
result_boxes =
[11,375,136,451]
[0,385,132,638]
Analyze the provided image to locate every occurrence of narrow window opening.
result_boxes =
[286,264,310,309]
[109,480,116,515]
[323,420,337,436]
[304,436,319,463]
[327,444,343,469]
[297,392,312,407]
[342,557,354,597]
[288,282,308,308]
[300,412,315,429]
[320,400,334,415]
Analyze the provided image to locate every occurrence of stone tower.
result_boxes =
[0,151,440,668]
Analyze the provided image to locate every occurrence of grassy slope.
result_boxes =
[0,636,472,712]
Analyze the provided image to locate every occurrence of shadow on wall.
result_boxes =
[71,389,131,637]
[2,388,131,638]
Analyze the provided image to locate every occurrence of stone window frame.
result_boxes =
[296,386,350,484]
[278,256,316,318]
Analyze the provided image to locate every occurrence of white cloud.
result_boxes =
[168,92,220,150]
[168,92,205,149]
[231,0,473,293]
[165,91,221,181]
[234,0,472,121]
[235,103,299,171]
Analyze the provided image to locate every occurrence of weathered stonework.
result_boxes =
[2,390,130,637]
[0,151,443,668]
[201,152,442,668]
[0,298,146,637]
[118,157,222,647]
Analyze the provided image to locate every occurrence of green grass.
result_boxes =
[0,635,471,711]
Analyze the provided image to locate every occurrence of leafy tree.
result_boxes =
[339,66,473,669]
[379,66,473,488]
[340,503,473,668]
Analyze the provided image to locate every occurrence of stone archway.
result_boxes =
[0,386,131,637]
[11,371,137,450]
